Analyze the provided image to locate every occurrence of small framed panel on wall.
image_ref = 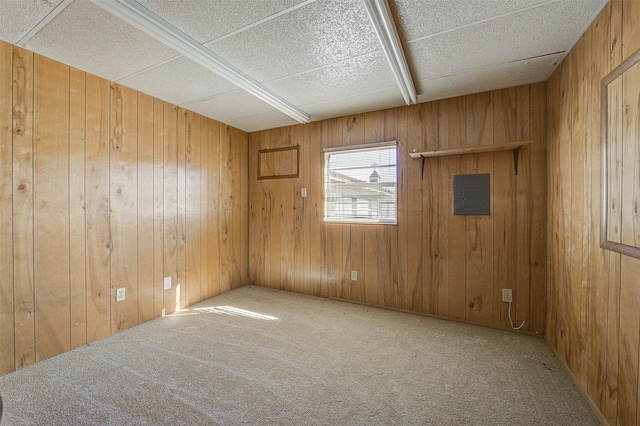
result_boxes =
[258,145,300,180]
[601,47,640,259]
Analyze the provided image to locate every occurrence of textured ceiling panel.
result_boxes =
[0,0,607,133]
[226,111,300,133]
[181,89,281,124]
[0,0,63,43]
[265,51,396,105]
[390,0,549,42]
[416,53,563,103]
[25,0,178,82]
[302,87,405,121]
[118,57,238,106]
[208,0,380,82]
[136,0,308,44]
[405,0,601,84]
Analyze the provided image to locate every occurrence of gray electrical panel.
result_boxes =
[454,174,490,216]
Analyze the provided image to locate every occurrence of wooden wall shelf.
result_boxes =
[410,140,532,177]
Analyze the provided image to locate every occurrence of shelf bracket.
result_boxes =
[513,146,522,175]
[420,156,425,179]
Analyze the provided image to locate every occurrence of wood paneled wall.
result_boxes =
[0,40,249,376]
[546,1,640,424]
[249,83,547,334]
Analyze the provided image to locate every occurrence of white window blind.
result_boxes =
[323,142,397,224]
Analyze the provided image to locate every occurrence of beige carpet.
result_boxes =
[0,285,599,425]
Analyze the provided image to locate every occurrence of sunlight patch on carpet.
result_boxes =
[194,306,278,320]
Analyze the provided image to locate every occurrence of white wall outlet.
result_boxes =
[502,288,513,303]
[301,187,307,198]
[116,287,126,302]
[164,276,172,290]
[351,270,358,281]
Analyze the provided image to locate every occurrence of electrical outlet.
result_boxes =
[502,288,513,303]
[116,287,125,302]
[301,187,307,198]
[351,270,358,281]
[164,276,172,290]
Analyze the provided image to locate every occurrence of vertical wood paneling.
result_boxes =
[249,83,546,334]
[584,6,608,413]
[446,97,466,321]
[176,109,187,308]
[185,110,201,306]
[307,122,322,297]
[199,115,209,299]
[279,127,297,293]
[12,46,35,370]
[398,104,424,312]
[0,39,249,377]
[248,132,263,287]
[515,85,532,332]
[545,1,640,424]
[85,74,111,344]
[109,84,138,333]
[152,99,164,317]
[233,126,249,290]
[33,54,70,362]
[605,3,621,421]
[207,119,221,297]
[464,93,494,325]
[492,88,517,329]
[137,93,154,323]
[69,67,87,349]
[0,40,15,375]
[528,82,547,335]
[163,103,178,315]
[219,125,234,293]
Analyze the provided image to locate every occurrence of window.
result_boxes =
[323,142,397,224]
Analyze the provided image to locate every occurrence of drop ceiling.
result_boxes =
[0,0,607,133]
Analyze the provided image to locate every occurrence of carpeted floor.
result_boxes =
[0,285,599,425]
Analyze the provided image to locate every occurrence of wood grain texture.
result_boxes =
[249,84,546,333]
[163,103,178,315]
[207,119,221,298]
[69,67,87,349]
[152,99,164,317]
[0,39,248,377]
[109,84,138,334]
[177,109,186,309]
[545,1,640,424]
[33,54,70,362]
[137,93,154,324]
[185,110,201,306]
[12,46,35,370]
[85,73,111,344]
[0,40,15,375]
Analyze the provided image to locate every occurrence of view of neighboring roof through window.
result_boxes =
[323,142,397,225]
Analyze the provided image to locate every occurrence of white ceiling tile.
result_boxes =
[226,112,300,133]
[265,51,397,105]
[390,0,550,42]
[406,0,602,84]
[1,0,607,133]
[181,89,279,123]
[24,0,178,82]
[135,0,309,44]
[0,0,64,43]
[302,87,406,122]
[416,53,562,103]
[207,0,380,82]
[118,57,238,106]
